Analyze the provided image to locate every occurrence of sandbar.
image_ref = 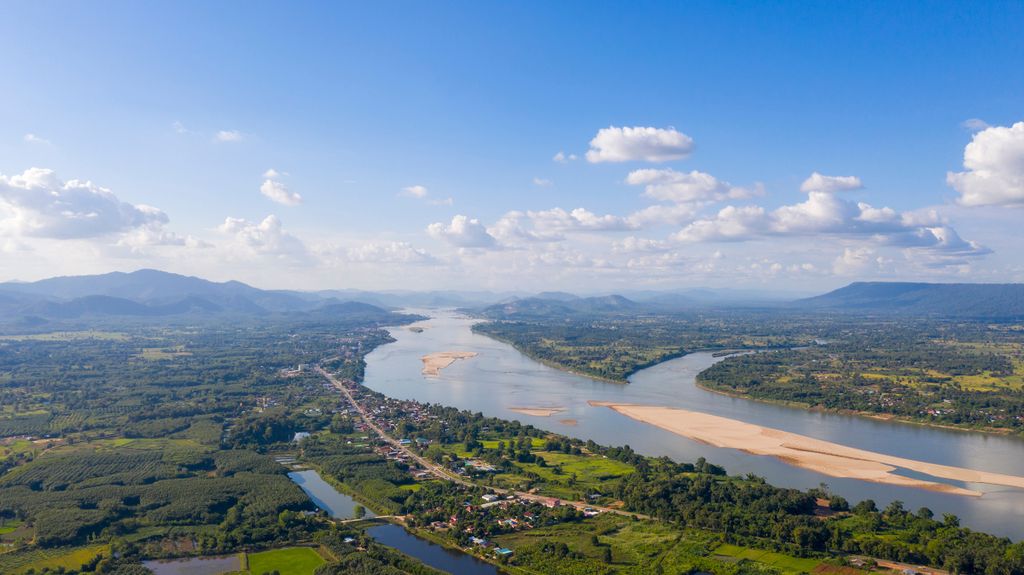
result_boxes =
[589,402,1024,497]
[559,419,578,426]
[421,351,478,376]
[508,407,566,417]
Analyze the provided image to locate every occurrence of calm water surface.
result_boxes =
[367,524,503,575]
[141,555,240,575]
[362,310,1024,540]
[288,469,376,519]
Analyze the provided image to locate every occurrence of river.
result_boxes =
[361,310,1024,540]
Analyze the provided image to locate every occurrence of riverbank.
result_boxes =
[695,377,1022,437]
[589,401,1024,496]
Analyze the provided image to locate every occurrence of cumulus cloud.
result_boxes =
[427,215,498,248]
[215,130,244,142]
[625,203,701,227]
[533,177,553,187]
[586,126,694,163]
[947,121,1024,207]
[528,207,637,233]
[260,178,302,206]
[488,211,563,244]
[23,133,52,146]
[0,168,168,239]
[218,215,309,261]
[799,172,863,194]
[626,168,759,203]
[552,151,577,163]
[672,172,989,266]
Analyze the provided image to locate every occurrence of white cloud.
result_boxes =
[625,203,700,227]
[528,207,637,232]
[533,177,553,187]
[799,172,863,194]
[626,168,758,203]
[614,236,672,253]
[833,247,881,275]
[23,133,52,146]
[0,168,168,239]
[401,185,429,198]
[215,130,244,142]
[962,118,990,132]
[115,223,210,253]
[552,151,577,163]
[263,168,286,178]
[488,211,564,244]
[947,121,1024,207]
[260,179,302,206]
[427,215,499,249]
[218,215,309,261]
[585,126,694,163]
[344,241,435,264]
[674,205,767,242]
[172,121,189,134]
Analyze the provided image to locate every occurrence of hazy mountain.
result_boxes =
[797,282,1024,318]
[0,269,315,313]
[0,269,401,323]
[479,294,643,319]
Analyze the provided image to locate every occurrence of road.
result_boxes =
[316,366,648,519]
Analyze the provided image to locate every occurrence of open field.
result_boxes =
[714,543,822,574]
[592,402,1024,495]
[247,547,325,575]
[0,331,128,341]
[0,544,109,574]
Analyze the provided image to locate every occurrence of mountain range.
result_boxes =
[1,270,1021,323]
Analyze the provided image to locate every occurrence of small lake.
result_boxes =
[367,524,503,575]
[142,555,240,575]
[288,469,376,519]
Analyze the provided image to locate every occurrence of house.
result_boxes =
[495,548,513,556]
[481,493,500,503]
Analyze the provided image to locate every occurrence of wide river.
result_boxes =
[362,310,1024,540]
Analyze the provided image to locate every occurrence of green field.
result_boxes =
[247,547,325,575]
[0,544,109,574]
[714,543,821,574]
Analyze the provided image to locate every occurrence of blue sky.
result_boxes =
[1,1,1022,291]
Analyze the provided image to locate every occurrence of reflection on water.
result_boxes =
[362,309,1024,540]
[288,469,376,519]
[367,524,502,575]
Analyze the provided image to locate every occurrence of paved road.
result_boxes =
[316,366,647,519]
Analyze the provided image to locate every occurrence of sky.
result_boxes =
[1,1,1023,293]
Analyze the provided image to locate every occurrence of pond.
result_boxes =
[287,469,376,519]
[367,524,503,575]
[141,555,240,575]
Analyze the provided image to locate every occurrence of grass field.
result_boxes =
[247,547,325,575]
[492,513,722,574]
[0,544,109,574]
[139,345,193,360]
[715,543,821,574]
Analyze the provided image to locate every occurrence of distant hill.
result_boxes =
[0,269,398,324]
[797,282,1024,318]
[479,294,643,319]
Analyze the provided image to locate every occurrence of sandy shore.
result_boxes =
[508,406,566,417]
[590,402,1024,496]
[420,351,478,376]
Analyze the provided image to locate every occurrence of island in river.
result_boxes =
[420,351,478,376]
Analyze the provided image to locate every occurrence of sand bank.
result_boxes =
[508,407,566,417]
[559,419,578,426]
[589,402,1024,496]
[420,351,478,376]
